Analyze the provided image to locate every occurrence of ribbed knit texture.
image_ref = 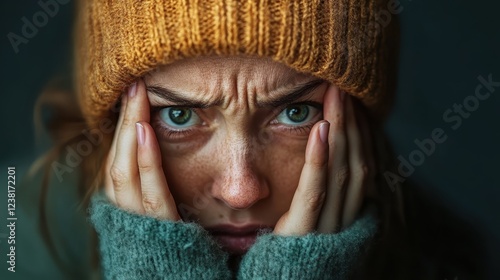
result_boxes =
[89,193,232,279]
[238,209,378,280]
[75,0,395,129]
[89,192,378,279]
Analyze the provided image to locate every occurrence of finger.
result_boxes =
[136,122,180,220]
[110,80,149,213]
[273,121,329,236]
[105,93,128,203]
[317,85,348,233]
[341,96,367,228]
[109,94,128,165]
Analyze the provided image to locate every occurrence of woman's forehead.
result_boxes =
[144,56,315,98]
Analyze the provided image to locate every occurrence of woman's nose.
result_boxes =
[211,144,269,210]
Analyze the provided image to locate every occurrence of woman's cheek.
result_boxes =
[158,141,213,208]
[263,138,308,207]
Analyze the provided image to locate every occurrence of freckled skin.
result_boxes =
[144,56,327,229]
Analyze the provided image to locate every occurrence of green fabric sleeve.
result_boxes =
[89,192,232,280]
[237,209,378,280]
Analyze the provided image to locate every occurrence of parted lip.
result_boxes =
[206,224,274,236]
[206,224,274,255]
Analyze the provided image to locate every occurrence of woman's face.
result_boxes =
[144,56,329,254]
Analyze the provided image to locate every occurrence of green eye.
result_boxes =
[286,105,309,123]
[169,108,192,125]
[277,104,318,125]
[159,107,200,128]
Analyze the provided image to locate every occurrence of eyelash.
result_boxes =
[150,101,323,139]
[154,123,195,139]
[279,122,316,135]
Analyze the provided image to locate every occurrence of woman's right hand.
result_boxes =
[104,79,180,220]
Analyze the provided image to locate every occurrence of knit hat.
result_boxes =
[75,0,397,128]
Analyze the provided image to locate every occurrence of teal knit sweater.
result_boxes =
[89,193,378,280]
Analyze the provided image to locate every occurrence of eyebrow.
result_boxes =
[146,86,224,108]
[146,79,324,108]
[257,79,324,107]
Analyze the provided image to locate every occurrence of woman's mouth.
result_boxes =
[206,224,273,255]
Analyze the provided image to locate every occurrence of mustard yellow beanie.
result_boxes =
[75,0,397,128]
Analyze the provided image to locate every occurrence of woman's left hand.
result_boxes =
[273,84,376,235]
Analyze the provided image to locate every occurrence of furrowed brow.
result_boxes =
[147,79,324,108]
[257,79,324,108]
[146,86,224,108]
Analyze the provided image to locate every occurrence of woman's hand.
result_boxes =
[104,79,180,220]
[274,84,375,235]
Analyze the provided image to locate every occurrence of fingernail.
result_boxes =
[128,82,137,98]
[136,123,145,145]
[319,121,329,144]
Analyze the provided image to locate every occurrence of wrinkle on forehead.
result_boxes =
[144,55,314,106]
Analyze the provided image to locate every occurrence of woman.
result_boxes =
[33,0,408,279]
